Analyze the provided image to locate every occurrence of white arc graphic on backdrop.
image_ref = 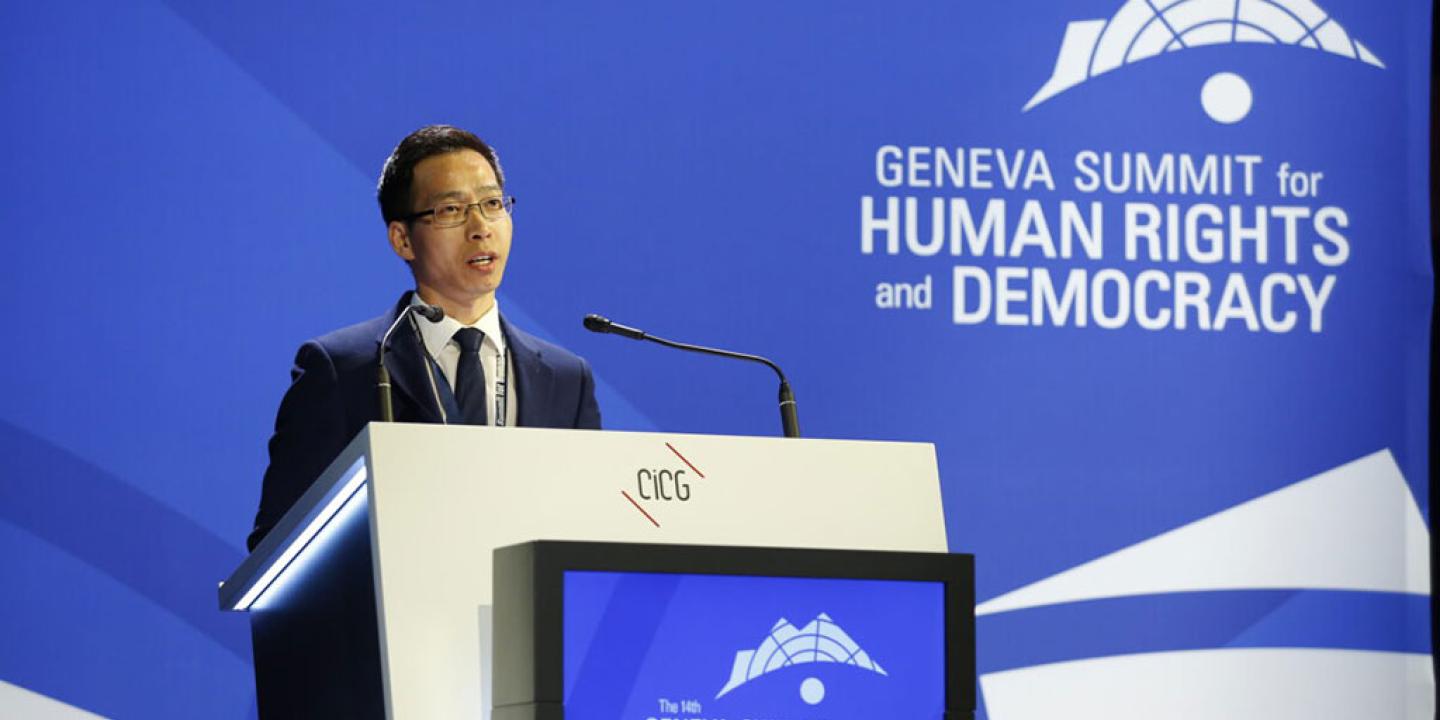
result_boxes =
[982,648,1433,719]
[1024,0,1386,116]
[978,448,1429,616]
[977,448,1432,718]
[0,680,108,720]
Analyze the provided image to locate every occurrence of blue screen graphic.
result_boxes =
[563,570,946,720]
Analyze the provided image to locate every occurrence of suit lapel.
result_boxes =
[502,315,552,427]
[375,294,445,424]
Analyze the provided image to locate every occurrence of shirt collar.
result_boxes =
[410,295,506,358]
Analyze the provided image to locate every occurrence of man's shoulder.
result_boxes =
[314,313,387,349]
[503,318,590,370]
[303,311,390,371]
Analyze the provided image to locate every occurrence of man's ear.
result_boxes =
[388,221,415,261]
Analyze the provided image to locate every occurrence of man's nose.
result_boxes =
[466,207,493,239]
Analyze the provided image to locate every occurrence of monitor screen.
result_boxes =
[562,570,947,720]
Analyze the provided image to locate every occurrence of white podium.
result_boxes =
[220,423,948,719]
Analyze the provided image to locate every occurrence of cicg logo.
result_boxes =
[620,442,708,528]
[635,467,691,501]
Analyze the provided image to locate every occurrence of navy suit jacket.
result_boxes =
[247,293,601,550]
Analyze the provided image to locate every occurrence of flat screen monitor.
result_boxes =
[493,542,974,720]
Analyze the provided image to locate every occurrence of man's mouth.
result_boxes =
[467,253,496,266]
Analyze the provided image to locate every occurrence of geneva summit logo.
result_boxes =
[1025,0,1385,123]
[715,613,887,707]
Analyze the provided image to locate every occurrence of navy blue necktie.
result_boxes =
[453,327,488,426]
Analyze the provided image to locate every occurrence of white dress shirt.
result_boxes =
[410,296,519,427]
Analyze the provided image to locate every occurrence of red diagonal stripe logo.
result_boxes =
[621,490,660,528]
[666,442,706,478]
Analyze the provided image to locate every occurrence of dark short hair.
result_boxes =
[376,125,505,225]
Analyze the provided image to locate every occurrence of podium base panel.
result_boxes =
[249,510,385,719]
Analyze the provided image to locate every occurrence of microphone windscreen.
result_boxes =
[415,304,445,322]
[583,314,611,333]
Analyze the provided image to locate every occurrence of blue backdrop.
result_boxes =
[0,1,1431,717]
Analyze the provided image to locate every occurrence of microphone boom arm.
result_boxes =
[586,315,800,438]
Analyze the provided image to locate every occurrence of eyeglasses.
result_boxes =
[405,196,516,227]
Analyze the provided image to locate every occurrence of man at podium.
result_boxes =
[247,125,602,550]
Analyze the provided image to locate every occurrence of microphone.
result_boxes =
[411,303,444,323]
[583,314,800,438]
[377,303,446,421]
[583,314,646,340]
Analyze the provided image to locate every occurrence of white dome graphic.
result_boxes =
[1024,0,1386,113]
[715,613,887,699]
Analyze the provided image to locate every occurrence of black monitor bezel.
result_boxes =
[492,540,975,720]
